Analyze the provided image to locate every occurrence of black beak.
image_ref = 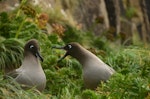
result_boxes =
[51,46,64,49]
[57,52,68,62]
[52,46,68,62]
[36,51,43,62]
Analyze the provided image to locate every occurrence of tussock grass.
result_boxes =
[0,75,50,99]
[0,38,24,70]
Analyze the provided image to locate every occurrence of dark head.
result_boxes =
[24,39,43,62]
[52,42,83,62]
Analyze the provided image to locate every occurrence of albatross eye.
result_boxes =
[29,45,34,49]
[68,44,72,49]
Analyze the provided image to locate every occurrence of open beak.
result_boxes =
[52,46,68,62]
[51,46,64,49]
[36,51,43,62]
[57,52,68,62]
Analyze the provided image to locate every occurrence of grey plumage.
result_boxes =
[6,39,46,92]
[53,42,115,89]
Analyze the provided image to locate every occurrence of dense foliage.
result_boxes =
[0,4,150,99]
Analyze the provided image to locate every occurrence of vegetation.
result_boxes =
[0,2,150,99]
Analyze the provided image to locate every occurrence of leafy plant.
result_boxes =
[96,73,150,99]
[125,7,137,20]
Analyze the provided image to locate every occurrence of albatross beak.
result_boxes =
[36,51,43,62]
[51,46,64,49]
[57,52,68,62]
[52,46,68,62]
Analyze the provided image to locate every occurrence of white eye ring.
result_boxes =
[68,44,72,49]
[29,45,34,49]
